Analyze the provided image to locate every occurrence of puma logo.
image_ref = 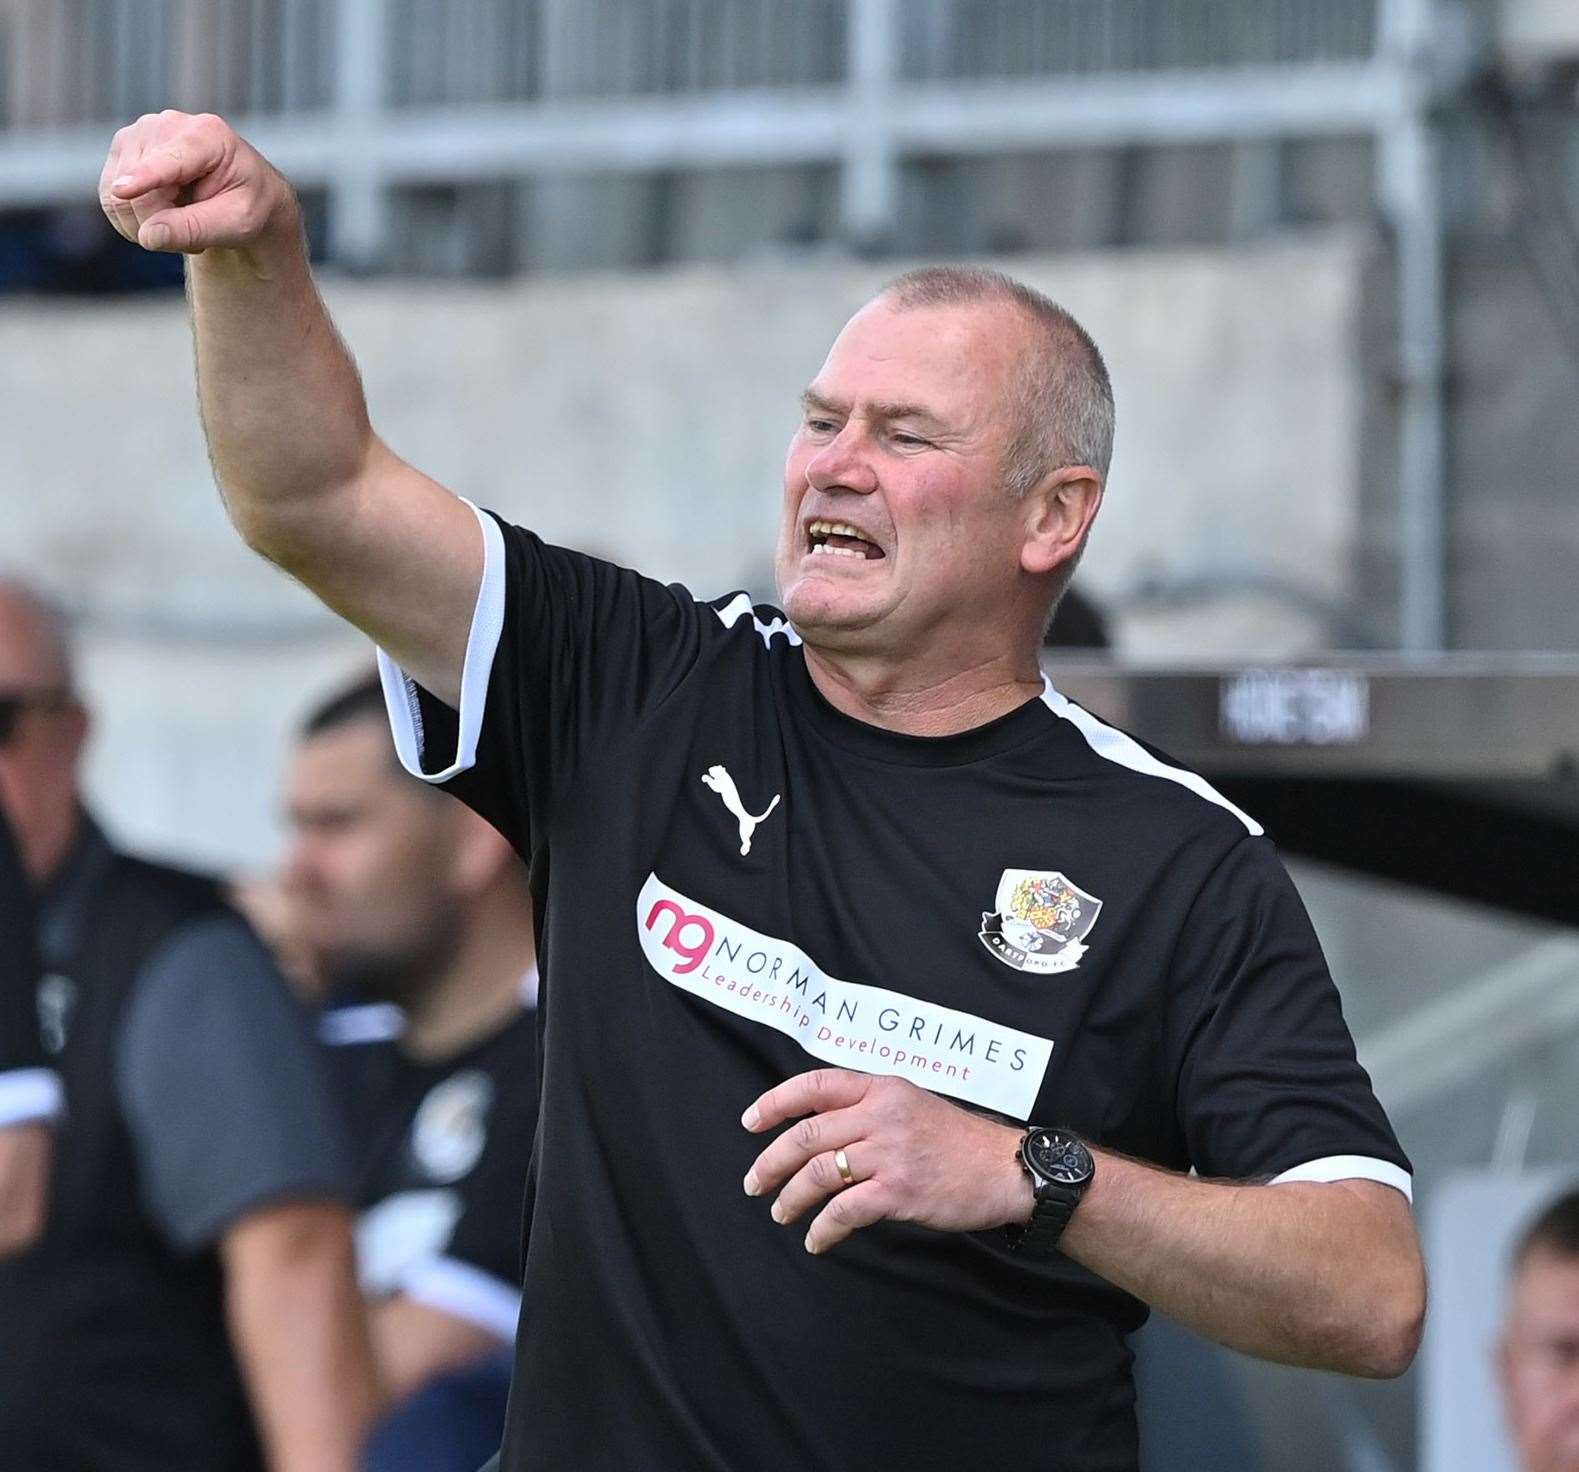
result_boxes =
[701,765,781,857]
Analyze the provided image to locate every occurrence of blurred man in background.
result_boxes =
[0,799,52,1256]
[283,675,539,1472]
[0,576,378,1472]
[1500,1187,1579,1472]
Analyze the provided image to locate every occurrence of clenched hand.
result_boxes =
[99,110,294,255]
[741,1068,1032,1255]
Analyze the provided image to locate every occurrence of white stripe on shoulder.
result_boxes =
[317,1002,406,1047]
[378,498,507,784]
[0,1067,64,1127]
[712,592,801,647]
[1268,1154,1414,1203]
[398,1254,521,1341]
[1039,675,1263,836]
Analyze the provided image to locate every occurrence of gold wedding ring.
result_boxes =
[834,1148,855,1186]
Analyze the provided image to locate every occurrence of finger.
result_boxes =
[98,130,144,242]
[134,192,258,254]
[109,125,228,202]
[741,1068,872,1134]
[128,185,181,234]
[743,1105,864,1197]
[804,1181,889,1255]
[770,1144,875,1227]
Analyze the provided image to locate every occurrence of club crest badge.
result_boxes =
[979,869,1103,975]
[411,1070,494,1184]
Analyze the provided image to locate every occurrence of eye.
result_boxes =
[891,432,930,448]
[804,417,839,435]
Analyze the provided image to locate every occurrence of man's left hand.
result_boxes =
[741,1069,1032,1254]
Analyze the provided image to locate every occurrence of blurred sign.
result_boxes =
[1501,0,1579,64]
[1218,669,1370,746]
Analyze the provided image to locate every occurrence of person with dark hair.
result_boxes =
[1500,1187,1579,1472]
[283,674,538,1472]
[1042,585,1112,652]
[0,576,379,1472]
[0,799,52,1257]
[103,113,1424,1472]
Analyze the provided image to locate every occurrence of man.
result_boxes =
[101,112,1426,1472]
[1500,1188,1579,1472]
[282,674,538,1467]
[0,577,378,1472]
[0,799,52,1256]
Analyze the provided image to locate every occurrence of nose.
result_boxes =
[805,422,879,496]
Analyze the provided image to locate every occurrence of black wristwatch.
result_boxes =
[1005,1126,1095,1255]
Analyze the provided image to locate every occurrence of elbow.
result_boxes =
[226,491,319,571]
[221,441,376,569]
[1351,1269,1427,1379]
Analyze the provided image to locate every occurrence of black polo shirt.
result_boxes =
[378,506,1409,1472]
[327,1002,537,1343]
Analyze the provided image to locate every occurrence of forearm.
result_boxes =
[1049,1146,1425,1377]
[369,1294,506,1406]
[224,1203,382,1472]
[0,1123,52,1257]
[186,196,375,557]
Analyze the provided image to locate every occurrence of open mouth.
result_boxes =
[805,518,886,561]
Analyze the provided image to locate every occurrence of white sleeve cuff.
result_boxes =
[398,1254,521,1342]
[0,1067,64,1127]
[1268,1154,1413,1202]
[377,498,507,784]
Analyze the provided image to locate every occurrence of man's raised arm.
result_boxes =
[99,111,479,707]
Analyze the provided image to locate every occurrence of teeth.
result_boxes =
[810,543,868,559]
[807,519,876,544]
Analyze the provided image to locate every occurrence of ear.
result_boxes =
[448,809,515,897]
[1020,466,1103,578]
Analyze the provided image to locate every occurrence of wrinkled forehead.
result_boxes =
[1509,1251,1579,1332]
[0,589,71,688]
[814,296,1028,427]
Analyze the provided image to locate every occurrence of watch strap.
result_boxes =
[1005,1181,1082,1253]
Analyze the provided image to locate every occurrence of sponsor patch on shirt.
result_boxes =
[978,869,1103,975]
[636,873,1053,1119]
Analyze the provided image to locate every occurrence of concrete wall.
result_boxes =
[0,233,1366,869]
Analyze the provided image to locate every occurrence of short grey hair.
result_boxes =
[879,265,1115,497]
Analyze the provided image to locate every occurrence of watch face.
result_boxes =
[1025,1129,1093,1186]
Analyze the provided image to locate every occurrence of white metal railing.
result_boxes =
[902,0,1378,79]
[0,0,1387,134]
[0,0,1418,249]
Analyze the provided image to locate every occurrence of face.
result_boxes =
[1501,1251,1579,1472]
[774,297,1047,662]
[282,719,465,1005]
[0,592,87,884]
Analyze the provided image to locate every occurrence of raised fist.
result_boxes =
[99,110,294,254]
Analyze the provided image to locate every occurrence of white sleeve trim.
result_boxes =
[377,498,507,785]
[398,1254,521,1342]
[1268,1154,1413,1202]
[0,1067,64,1127]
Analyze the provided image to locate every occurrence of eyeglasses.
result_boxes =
[0,688,71,748]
